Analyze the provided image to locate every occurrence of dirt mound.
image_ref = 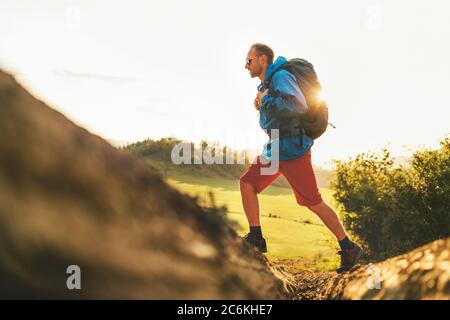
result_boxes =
[292,238,450,300]
[0,69,290,299]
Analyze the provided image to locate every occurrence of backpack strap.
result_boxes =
[263,64,288,90]
[263,62,305,146]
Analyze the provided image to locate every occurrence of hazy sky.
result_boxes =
[1,0,449,167]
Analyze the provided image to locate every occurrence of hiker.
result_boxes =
[240,43,363,273]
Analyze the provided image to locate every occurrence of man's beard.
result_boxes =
[251,66,263,78]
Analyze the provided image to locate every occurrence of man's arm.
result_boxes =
[259,70,308,117]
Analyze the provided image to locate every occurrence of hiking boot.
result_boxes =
[243,233,267,253]
[336,244,364,274]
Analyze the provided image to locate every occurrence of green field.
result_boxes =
[167,174,340,271]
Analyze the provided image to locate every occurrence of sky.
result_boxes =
[1,0,449,168]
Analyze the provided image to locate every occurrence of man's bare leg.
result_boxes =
[307,200,347,241]
[239,180,267,252]
[239,180,260,226]
[307,200,364,273]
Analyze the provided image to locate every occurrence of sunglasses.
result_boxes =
[246,57,255,66]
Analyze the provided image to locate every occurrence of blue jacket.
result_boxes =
[258,56,314,161]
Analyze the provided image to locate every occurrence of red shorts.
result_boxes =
[239,149,323,207]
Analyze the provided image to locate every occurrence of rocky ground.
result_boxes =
[313,238,449,300]
[277,238,449,300]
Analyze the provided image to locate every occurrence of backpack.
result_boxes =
[264,58,333,140]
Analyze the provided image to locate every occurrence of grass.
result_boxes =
[167,174,340,272]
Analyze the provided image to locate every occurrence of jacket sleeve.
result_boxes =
[260,70,308,118]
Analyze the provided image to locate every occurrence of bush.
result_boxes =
[331,137,450,260]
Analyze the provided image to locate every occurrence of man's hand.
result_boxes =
[254,97,260,110]
[255,89,269,110]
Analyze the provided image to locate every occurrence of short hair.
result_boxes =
[250,43,274,64]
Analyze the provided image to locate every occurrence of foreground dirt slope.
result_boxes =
[0,69,291,299]
[292,238,450,300]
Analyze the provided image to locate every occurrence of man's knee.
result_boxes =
[239,178,257,194]
[304,199,324,211]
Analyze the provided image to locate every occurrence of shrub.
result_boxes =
[331,137,450,260]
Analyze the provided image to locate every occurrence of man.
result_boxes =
[241,43,363,273]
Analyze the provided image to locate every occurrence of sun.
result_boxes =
[317,89,327,103]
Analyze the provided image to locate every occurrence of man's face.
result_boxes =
[245,48,263,78]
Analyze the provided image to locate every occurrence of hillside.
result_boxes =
[121,138,332,189]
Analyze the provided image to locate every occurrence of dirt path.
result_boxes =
[290,271,335,299]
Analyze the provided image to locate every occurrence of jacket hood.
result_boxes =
[264,56,287,83]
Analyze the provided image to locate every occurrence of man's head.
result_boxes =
[245,43,274,80]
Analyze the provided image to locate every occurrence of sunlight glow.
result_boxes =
[1,0,449,168]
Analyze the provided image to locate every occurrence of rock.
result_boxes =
[293,238,450,300]
[0,69,289,299]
